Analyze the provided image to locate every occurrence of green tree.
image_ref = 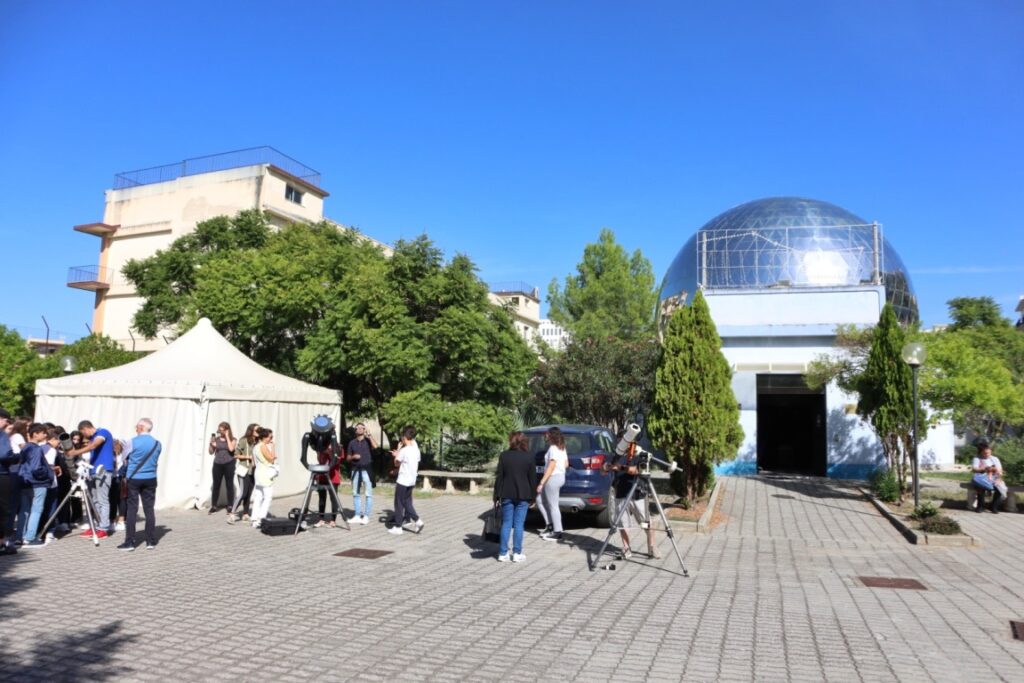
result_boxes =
[47,334,141,374]
[527,336,660,434]
[856,304,916,499]
[947,296,1007,331]
[647,291,742,505]
[0,326,49,416]
[547,228,658,340]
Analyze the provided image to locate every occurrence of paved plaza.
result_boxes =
[2,476,1024,682]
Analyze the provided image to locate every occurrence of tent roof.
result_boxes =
[36,318,342,404]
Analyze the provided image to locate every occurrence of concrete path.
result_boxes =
[2,477,1024,681]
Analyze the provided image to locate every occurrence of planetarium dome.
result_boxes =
[659,197,918,323]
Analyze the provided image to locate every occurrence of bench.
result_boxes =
[959,482,1024,512]
[418,470,489,494]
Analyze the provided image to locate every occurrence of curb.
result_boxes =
[858,487,977,547]
[696,477,724,534]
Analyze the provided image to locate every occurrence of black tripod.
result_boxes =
[40,468,104,547]
[590,456,689,576]
[294,468,349,535]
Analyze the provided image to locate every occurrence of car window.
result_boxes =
[597,432,615,453]
[526,433,587,456]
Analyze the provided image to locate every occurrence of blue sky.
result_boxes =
[1,1,1022,343]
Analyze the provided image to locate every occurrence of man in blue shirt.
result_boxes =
[118,418,162,551]
[66,420,116,538]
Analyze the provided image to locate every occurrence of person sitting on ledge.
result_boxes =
[971,439,1006,514]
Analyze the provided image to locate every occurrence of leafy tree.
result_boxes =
[527,336,660,434]
[0,326,50,416]
[47,334,141,374]
[123,210,272,338]
[856,304,916,499]
[547,228,658,340]
[947,296,1007,331]
[647,291,742,505]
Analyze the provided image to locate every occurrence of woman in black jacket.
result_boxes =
[493,432,538,563]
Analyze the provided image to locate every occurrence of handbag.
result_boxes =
[121,442,160,499]
[483,505,501,543]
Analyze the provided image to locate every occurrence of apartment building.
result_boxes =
[68,147,389,351]
[487,282,541,349]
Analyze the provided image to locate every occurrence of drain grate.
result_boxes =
[858,576,927,590]
[1011,621,1024,641]
[334,548,393,559]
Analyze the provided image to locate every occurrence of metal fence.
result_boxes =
[113,146,322,190]
[489,281,537,295]
[67,265,112,285]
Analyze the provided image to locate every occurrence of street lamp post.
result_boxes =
[901,342,927,508]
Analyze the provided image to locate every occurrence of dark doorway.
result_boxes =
[757,375,826,476]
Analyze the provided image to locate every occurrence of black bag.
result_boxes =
[260,518,301,536]
[483,506,501,543]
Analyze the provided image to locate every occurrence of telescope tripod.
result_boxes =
[590,471,689,576]
[40,477,104,547]
[294,471,350,535]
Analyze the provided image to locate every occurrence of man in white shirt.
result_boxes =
[387,425,423,535]
[971,439,1006,513]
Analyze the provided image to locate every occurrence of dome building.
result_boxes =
[659,197,953,478]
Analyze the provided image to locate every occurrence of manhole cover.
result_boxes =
[334,548,393,559]
[1011,621,1024,641]
[858,576,927,590]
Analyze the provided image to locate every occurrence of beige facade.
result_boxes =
[488,283,541,349]
[69,149,389,351]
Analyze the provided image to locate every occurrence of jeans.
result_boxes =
[351,469,373,517]
[537,473,565,533]
[252,485,274,521]
[231,472,254,516]
[17,485,47,542]
[211,461,236,509]
[499,498,530,556]
[126,478,158,545]
[89,472,111,531]
[393,483,418,525]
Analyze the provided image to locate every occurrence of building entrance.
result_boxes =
[756,375,826,476]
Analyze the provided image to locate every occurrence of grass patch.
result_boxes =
[921,471,971,482]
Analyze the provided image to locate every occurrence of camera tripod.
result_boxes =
[294,468,350,535]
[590,463,689,576]
[40,475,105,547]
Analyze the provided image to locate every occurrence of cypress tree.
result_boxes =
[857,303,915,497]
[648,291,743,505]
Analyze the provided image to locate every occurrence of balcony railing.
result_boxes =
[67,265,112,291]
[489,281,538,296]
[112,146,322,190]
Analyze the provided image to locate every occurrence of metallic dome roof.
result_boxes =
[658,197,918,323]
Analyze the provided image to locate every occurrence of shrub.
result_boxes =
[919,515,962,535]
[909,502,939,520]
[437,438,500,472]
[996,438,1024,486]
[869,469,900,503]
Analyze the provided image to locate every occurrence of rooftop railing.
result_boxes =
[489,281,538,296]
[113,146,322,190]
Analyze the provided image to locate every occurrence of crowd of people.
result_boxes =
[0,407,163,554]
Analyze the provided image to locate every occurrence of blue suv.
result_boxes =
[523,424,616,527]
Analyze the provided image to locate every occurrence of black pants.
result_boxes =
[234,473,255,516]
[126,478,158,545]
[393,483,418,525]
[109,476,127,523]
[211,461,236,509]
[317,485,338,521]
[0,474,14,539]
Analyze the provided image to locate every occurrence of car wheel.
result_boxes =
[594,500,612,528]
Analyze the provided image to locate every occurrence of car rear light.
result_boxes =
[580,454,605,470]
[587,497,603,504]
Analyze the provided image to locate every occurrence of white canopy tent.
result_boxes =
[35,318,341,509]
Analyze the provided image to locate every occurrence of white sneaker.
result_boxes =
[387,526,404,535]
[414,519,424,531]
[497,553,511,562]
[44,533,55,544]
[115,522,125,532]
[360,516,369,525]
[511,553,526,563]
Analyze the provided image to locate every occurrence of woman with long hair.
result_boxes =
[250,428,277,528]
[536,427,568,542]
[228,423,259,524]
[208,421,237,517]
[492,431,538,562]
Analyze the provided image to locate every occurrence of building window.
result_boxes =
[510,297,519,306]
[285,184,304,205]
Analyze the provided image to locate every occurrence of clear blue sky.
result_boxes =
[2,1,1022,343]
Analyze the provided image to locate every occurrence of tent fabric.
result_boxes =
[34,319,341,510]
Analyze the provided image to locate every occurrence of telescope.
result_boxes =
[59,432,74,451]
[615,423,677,473]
